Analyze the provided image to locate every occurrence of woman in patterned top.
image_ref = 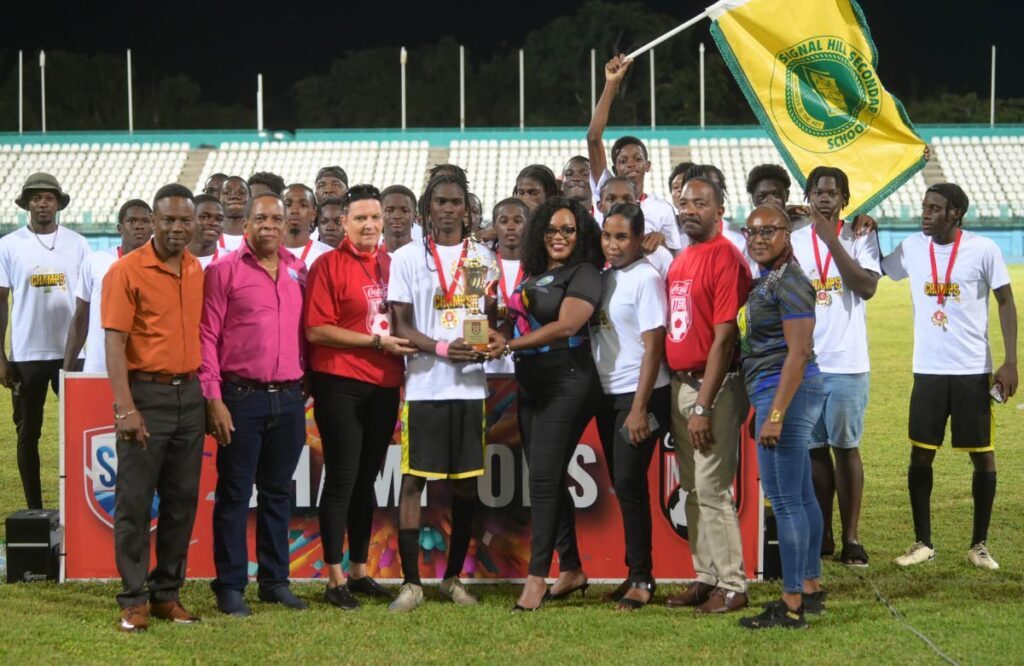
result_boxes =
[736,204,826,630]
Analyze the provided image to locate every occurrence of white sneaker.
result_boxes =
[439,576,478,605]
[387,583,424,612]
[968,542,1000,570]
[894,542,936,566]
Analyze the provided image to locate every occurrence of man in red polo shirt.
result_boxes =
[664,177,753,614]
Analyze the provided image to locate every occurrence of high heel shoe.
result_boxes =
[544,581,590,601]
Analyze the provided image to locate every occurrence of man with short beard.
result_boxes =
[282,184,332,269]
[380,185,418,254]
[188,194,225,269]
[315,166,349,205]
[663,176,752,615]
[218,176,250,252]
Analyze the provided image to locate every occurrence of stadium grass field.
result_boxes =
[1,266,1022,664]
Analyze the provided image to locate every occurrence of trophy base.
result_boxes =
[463,316,490,352]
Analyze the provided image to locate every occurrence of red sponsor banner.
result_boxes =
[61,374,761,581]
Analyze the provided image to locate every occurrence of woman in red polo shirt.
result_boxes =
[305,185,416,611]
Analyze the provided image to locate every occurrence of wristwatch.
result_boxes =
[769,409,784,424]
[692,404,712,417]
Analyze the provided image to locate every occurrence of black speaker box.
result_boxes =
[6,509,60,583]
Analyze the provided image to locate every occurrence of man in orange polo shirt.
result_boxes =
[101,184,205,633]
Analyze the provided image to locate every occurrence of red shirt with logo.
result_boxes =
[304,238,404,387]
[664,232,752,372]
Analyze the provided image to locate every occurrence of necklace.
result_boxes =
[30,222,58,251]
[348,239,389,314]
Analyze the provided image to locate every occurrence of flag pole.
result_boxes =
[625,10,709,60]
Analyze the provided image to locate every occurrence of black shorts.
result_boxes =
[909,373,993,452]
[401,399,486,479]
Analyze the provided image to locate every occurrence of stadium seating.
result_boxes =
[933,136,1024,219]
[688,137,930,221]
[195,140,430,197]
[448,138,673,216]
[0,132,1020,227]
[0,142,187,226]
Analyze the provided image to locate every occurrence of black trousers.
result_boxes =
[516,347,600,578]
[312,373,400,566]
[595,385,670,582]
[114,378,205,608]
[11,359,64,509]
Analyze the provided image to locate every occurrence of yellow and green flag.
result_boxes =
[708,0,926,216]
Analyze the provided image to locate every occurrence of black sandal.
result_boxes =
[602,579,630,602]
[616,580,656,611]
[840,542,869,568]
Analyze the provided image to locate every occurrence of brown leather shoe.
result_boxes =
[666,581,715,608]
[119,604,149,632]
[695,587,748,614]
[150,601,202,624]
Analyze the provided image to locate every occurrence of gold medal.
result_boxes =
[931,310,948,330]
[816,290,832,307]
[441,309,459,329]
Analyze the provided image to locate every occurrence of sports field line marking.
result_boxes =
[863,575,959,666]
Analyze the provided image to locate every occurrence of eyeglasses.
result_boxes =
[543,225,578,239]
[741,225,790,241]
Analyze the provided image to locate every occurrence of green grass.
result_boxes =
[2,268,1023,664]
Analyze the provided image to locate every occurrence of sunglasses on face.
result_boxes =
[543,226,578,239]
[741,225,790,241]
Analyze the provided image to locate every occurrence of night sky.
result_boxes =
[2,0,1019,117]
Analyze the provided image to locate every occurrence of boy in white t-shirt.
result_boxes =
[188,195,225,269]
[388,173,503,612]
[63,199,153,374]
[282,184,332,270]
[486,197,529,376]
[0,173,91,509]
[587,54,681,252]
[792,167,881,567]
[881,183,1017,571]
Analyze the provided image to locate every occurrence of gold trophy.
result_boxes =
[462,258,491,351]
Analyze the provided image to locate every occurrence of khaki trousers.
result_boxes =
[669,371,748,593]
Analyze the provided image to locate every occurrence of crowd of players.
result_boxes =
[0,56,1015,632]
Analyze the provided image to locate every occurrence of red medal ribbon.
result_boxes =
[811,221,845,288]
[298,239,313,264]
[218,236,226,249]
[497,258,524,306]
[929,229,963,307]
[429,238,469,304]
[116,246,123,258]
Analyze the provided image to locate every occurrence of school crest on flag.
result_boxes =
[708,0,926,216]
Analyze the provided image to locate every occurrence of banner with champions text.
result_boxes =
[708,0,926,217]
[60,373,763,582]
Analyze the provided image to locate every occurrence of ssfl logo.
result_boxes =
[83,426,159,531]
[771,35,882,153]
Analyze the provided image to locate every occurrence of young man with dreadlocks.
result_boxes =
[790,166,880,567]
[882,183,1016,571]
[587,55,681,253]
[387,172,503,611]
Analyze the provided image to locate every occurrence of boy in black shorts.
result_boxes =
[881,184,1017,569]
[388,172,502,610]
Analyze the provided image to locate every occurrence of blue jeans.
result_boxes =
[752,374,825,594]
[212,382,306,593]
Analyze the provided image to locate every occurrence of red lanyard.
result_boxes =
[497,258,524,305]
[429,238,469,302]
[218,236,226,249]
[298,239,312,264]
[116,246,123,258]
[811,221,845,284]
[929,229,963,307]
[639,193,647,203]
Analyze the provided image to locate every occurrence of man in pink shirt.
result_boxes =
[199,193,308,617]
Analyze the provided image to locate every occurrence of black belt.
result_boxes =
[222,372,301,393]
[128,371,197,386]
